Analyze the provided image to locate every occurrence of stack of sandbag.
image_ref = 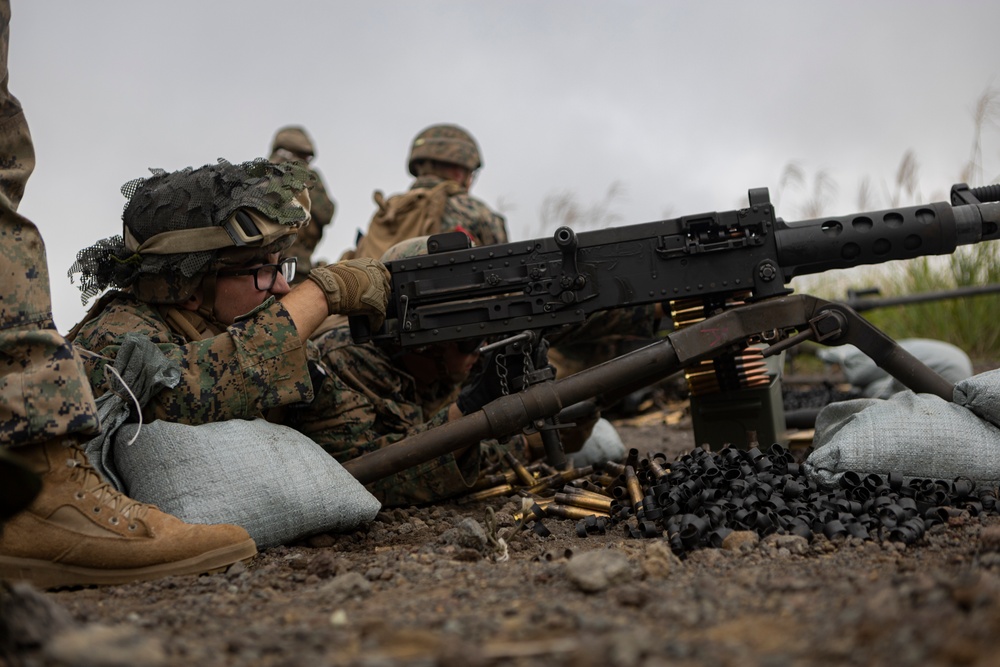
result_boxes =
[805,368,1000,489]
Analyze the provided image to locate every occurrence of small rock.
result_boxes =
[685,548,725,566]
[306,553,347,579]
[45,624,167,667]
[318,572,372,601]
[721,530,759,553]
[763,534,809,556]
[642,541,681,578]
[439,517,490,553]
[566,549,634,593]
[0,581,74,652]
[980,525,1000,552]
[306,533,338,548]
[225,560,246,578]
[611,584,649,608]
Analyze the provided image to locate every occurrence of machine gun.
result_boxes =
[344,183,1000,483]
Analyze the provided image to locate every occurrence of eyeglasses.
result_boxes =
[455,339,484,354]
[217,257,297,291]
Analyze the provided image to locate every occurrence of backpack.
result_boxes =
[348,180,466,261]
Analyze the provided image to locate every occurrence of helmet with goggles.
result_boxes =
[71,158,313,305]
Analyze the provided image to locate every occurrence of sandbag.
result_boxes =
[569,418,626,468]
[816,338,973,398]
[805,369,1000,489]
[114,419,381,549]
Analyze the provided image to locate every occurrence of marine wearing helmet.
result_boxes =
[268,126,337,278]
[338,123,507,272]
[70,158,389,426]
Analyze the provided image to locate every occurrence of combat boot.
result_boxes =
[0,437,256,589]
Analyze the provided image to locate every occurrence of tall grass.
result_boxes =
[788,87,1000,362]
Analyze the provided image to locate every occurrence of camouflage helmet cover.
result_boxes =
[70,158,313,304]
[270,126,316,160]
[407,124,482,176]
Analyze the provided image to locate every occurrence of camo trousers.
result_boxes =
[0,1,99,447]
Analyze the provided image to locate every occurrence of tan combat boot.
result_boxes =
[0,437,256,589]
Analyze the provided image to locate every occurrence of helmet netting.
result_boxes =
[70,158,313,303]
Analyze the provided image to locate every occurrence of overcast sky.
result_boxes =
[9,1,1000,330]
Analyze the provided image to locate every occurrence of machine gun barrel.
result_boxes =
[353,184,1000,349]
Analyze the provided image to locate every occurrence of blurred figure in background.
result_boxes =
[269,125,336,280]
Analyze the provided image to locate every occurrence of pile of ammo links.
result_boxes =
[464,444,998,555]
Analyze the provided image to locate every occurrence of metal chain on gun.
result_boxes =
[497,352,509,396]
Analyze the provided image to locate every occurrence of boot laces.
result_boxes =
[63,443,151,524]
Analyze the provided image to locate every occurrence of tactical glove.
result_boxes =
[307,258,391,330]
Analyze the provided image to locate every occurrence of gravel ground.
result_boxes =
[6,396,1000,667]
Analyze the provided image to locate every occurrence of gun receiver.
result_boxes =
[354,184,1000,349]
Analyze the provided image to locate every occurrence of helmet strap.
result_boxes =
[198,272,221,324]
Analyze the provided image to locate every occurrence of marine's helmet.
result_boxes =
[407,124,482,176]
[270,126,316,162]
[70,158,313,305]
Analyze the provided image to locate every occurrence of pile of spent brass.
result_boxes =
[459,445,670,539]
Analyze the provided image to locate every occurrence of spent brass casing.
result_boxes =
[560,486,614,503]
[600,461,626,476]
[459,483,513,503]
[647,457,670,481]
[625,465,644,510]
[573,479,609,495]
[554,492,613,513]
[525,475,558,495]
[593,474,617,490]
[502,450,536,487]
[545,504,610,520]
[471,471,516,491]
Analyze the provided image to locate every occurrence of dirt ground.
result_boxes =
[7,379,1000,667]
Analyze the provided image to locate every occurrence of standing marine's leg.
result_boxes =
[0,1,257,588]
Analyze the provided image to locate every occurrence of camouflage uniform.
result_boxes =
[408,174,508,247]
[71,294,313,425]
[0,1,99,448]
[288,326,480,507]
[269,126,336,277]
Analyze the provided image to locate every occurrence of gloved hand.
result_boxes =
[456,348,524,415]
[307,258,391,329]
